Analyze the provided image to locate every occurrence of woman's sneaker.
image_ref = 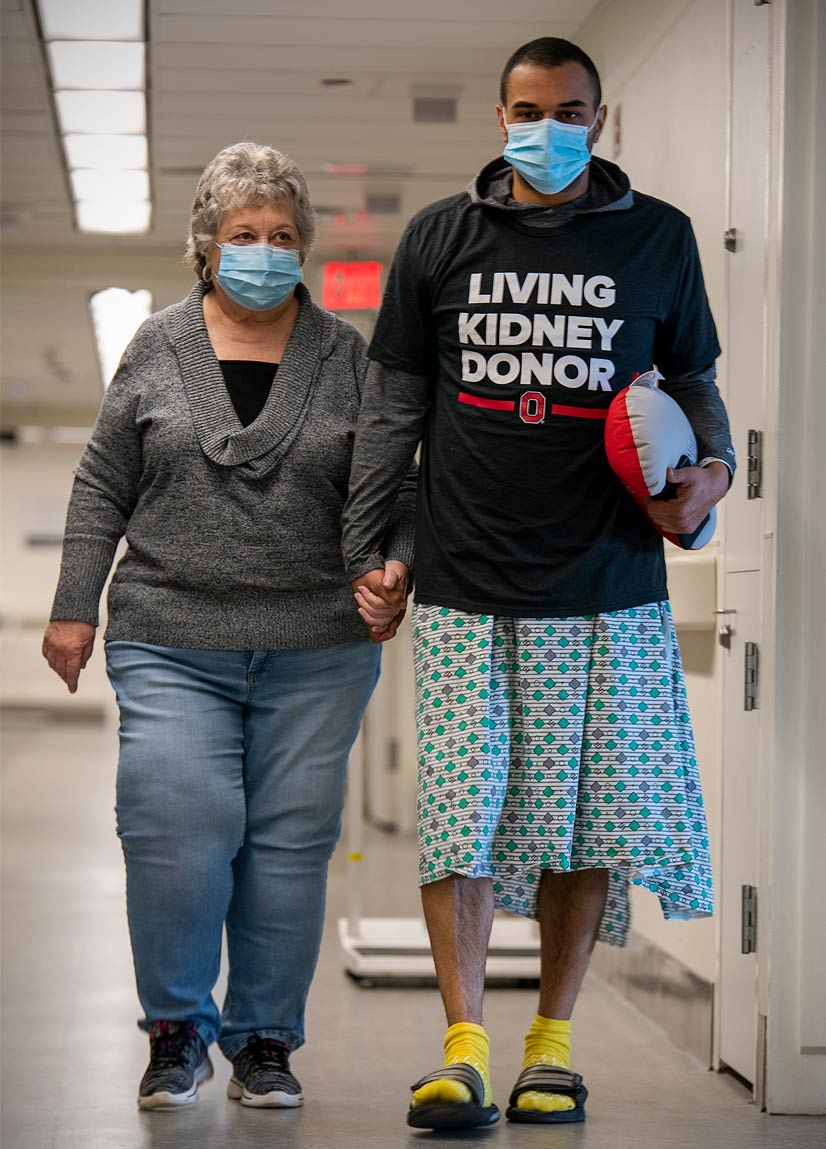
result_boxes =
[138,1020,213,1110]
[227,1036,303,1108]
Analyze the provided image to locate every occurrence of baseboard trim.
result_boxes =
[589,930,714,1066]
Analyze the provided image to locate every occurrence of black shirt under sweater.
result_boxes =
[218,360,278,427]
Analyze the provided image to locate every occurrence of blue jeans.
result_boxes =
[105,640,380,1057]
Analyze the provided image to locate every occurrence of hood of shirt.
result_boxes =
[466,154,634,222]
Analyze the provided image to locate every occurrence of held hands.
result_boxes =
[644,461,730,536]
[41,620,96,694]
[352,560,409,644]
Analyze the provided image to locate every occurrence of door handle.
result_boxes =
[715,608,736,649]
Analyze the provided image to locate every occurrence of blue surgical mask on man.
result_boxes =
[503,113,599,196]
[214,242,302,311]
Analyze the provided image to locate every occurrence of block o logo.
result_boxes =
[520,392,546,424]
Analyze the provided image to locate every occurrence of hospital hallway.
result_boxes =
[1,712,822,1149]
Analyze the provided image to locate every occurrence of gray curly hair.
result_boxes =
[184,141,317,283]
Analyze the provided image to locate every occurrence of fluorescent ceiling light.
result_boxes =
[76,199,151,234]
[48,41,145,90]
[90,288,152,387]
[64,133,148,170]
[71,168,150,202]
[38,0,143,42]
[55,90,145,135]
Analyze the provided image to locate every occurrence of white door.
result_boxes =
[717,0,771,1084]
[718,571,761,1081]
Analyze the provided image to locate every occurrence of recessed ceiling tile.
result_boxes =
[47,41,145,90]
[55,90,145,134]
[37,0,143,41]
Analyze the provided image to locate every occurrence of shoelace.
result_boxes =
[148,1021,199,1070]
[245,1036,290,1072]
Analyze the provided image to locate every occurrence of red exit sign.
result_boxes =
[322,261,383,310]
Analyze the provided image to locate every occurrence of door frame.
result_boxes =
[756,0,826,1115]
[713,0,772,1087]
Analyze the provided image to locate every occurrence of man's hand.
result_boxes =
[42,620,96,694]
[351,561,409,644]
[644,462,730,535]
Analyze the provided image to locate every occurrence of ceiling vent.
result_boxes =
[365,192,401,215]
[413,96,457,123]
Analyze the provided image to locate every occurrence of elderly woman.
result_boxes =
[42,142,412,1112]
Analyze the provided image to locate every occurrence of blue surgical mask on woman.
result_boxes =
[503,113,598,196]
[214,242,302,311]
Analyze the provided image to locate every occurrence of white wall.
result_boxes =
[578,0,729,983]
[0,442,112,710]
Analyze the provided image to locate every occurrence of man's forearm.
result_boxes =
[342,360,432,580]
[660,364,737,481]
[381,461,418,574]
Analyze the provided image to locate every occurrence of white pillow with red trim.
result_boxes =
[605,371,716,550]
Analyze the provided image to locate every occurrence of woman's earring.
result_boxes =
[203,265,213,283]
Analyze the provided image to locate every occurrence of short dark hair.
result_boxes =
[500,37,602,109]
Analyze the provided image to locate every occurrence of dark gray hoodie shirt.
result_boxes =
[342,156,734,617]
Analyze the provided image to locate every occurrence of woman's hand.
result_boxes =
[42,620,96,694]
[352,561,409,644]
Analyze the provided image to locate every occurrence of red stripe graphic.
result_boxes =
[458,391,516,412]
[551,404,609,420]
[458,392,609,420]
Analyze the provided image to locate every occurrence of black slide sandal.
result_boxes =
[506,1065,588,1124]
[407,1064,500,1130]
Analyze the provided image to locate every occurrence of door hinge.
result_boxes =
[724,227,738,252]
[747,429,763,499]
[742,885,758,953]
[744,641,760,710]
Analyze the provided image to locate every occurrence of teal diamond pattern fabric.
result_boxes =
[412,601,713,946]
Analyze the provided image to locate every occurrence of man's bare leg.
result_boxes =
[409,876,495,1114]
[421,875,493,1023]
[512,867,609,1115]
[537,867,609,1018]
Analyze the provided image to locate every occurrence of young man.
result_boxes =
[343,38,734,1131]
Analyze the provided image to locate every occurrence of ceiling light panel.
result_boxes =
[76,199,151,234]
[64,133,148,170]
[40,3,151,235]
[38,0,143,42]
[71,168,150,202]
[48,41,145,90]
[55,90,145,135]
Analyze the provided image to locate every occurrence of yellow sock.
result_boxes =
[411,1022,492,1108]
[516,1015,576,1113]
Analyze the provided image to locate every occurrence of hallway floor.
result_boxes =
[2,713,824,1149]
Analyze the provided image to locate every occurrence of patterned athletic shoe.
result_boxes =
[138,1020,213,1110]
[227,1036,304,1108]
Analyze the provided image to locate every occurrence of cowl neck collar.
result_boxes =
[164,281,336,479]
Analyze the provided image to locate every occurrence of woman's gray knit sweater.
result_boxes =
[50,282,416,650]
